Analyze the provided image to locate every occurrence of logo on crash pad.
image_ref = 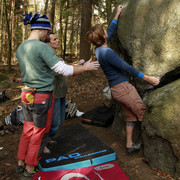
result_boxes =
[45,149,107,164]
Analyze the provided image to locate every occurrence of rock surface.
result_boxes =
[142,79,180,178]
[111,0,180,177]
[117,0,180,80]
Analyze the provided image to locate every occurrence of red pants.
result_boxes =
[17,91,54,166]
[111,82,146,122]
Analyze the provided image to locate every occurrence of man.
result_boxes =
[16,13,99,177]
[43,33,86,153]
[44,32,67,153]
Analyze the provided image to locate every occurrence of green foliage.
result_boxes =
[0,72,7,81]
[0,80,12,88]
[0,98,20,105]
[15,25,23,51]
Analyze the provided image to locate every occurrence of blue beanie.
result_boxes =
[23,12,51,31]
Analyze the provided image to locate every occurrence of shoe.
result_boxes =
[0,125,3,131]
[16,165,26,174]
[23,166,39,177]
[126,143,142,154]
[4,128,14,135]
[11,127,19,134]
[43,146,51,154]
[48,138,57,145]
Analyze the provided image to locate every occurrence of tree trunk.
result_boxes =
[63,0,69,60]
[34,0,38,13]
[2,11,6,64]
[80,0,92,60]
[75,18,80,58]
[50,0,55,31]
[11,0,15,63]
[4,0,11,73]
[0,0,4,63]
[69,0,75,60]
[106,0,111,23]
[59,0,63,57]
[22,0,28,41]
[44,0,49,15]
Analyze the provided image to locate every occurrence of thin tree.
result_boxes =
[80,0,92,60]
[4,0,12,73]
[75,18,80,58]
[44,0,49,15]
[50,0,55,31]
[63,0,69,60]
[34,0,38,13]
[106,0,111,22]
[69,0,75,60]
[0,1,4,63]
[22,0,28,41]
[59,0,63,57]
[11,0,15,63]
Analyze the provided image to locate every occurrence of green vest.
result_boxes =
[53,74,67,98]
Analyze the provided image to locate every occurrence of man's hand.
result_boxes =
[77,59,85,66]
[73,59,99,75]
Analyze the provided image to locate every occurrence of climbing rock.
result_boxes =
[111,0,180,177]
[117,0,180,81]
[142,79,180,178]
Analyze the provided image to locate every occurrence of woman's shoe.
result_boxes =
[126,143,142,154]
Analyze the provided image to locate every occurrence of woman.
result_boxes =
[86,5,160,153]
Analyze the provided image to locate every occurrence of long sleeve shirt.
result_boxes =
[95,19,144,87]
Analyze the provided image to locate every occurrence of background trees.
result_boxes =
[0,0,119,71]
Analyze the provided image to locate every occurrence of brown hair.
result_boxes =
[86,24,106,47]
[45,32,54,43]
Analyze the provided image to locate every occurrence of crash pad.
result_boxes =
[38,123,116,172]
[34,162,129,180]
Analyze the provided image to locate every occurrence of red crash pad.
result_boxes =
[33,162,129,180]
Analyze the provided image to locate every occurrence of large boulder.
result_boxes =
[117,0,179,79]
[111,0,180,177]
[142,79,180,178]
[111,0,180,92]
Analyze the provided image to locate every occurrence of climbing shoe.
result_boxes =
[48,138,57,146]
[23,166,39,177]
[126,143,142,154]
[16,165,26,174]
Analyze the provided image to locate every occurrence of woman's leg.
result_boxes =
[126,123,135,147]
[111,82,145,152]
[111,82,146,122]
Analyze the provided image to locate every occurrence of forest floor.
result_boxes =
[0,64,176,180]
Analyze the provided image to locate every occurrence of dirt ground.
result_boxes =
[0,65,175,180]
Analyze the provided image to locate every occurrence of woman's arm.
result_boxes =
[114,5,123,20]
[104,49,160,86]
[107,5,123,42]
[105,48,141,78]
